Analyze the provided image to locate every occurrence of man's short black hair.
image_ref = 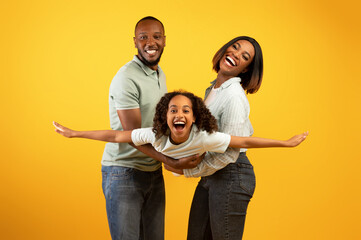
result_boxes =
[135,16,165,34]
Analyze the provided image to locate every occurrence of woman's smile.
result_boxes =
[219,40,255,76]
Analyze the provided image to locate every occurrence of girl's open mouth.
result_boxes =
[173,122,185,131]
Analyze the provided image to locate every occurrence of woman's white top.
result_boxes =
[184,77,254,178]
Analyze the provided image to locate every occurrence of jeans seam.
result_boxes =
[225,176,231,240]
[108,169,116,239]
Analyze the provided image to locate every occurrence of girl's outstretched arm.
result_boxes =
[228,132,308,149]
[53,121,132,143]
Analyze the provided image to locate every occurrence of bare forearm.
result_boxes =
[131,143,169,164]
[131,143,202,169]
[229,132,308,149]
[74,130,132,143]
[117,109,171,163]
[230,136,286,148]
[132,143,195,169]
[53,122,132,143]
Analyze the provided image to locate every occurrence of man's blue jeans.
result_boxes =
[101,165,165,240]
[187,152,256,240]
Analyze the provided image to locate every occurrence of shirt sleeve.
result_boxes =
[184,96,249,178]
[131,128,156,146]
[110,72,140,110]
[203,132,231,153]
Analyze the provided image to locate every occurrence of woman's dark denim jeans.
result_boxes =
[187,152,256,240]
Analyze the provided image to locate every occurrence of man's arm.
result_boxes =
[117,109,202,169]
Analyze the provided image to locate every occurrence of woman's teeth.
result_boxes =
[226,56,236,66]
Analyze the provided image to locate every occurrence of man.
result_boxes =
[101,16,201,240]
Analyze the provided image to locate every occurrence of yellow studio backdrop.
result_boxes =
[1,0,360,239]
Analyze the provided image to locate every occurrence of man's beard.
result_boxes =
[138,49,164,68]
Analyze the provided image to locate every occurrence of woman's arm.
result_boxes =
[53,121,132,143]
[229,132,308,148]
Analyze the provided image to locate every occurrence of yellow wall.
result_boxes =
[2,0,361,239]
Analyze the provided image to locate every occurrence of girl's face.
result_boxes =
[166,95,196,144]
[219,40,255,77]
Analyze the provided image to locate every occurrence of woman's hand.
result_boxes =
[53,121,76,138]
[285,131,309,147]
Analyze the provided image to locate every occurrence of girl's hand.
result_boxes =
[53,121,76,138]
[285,131,309,147]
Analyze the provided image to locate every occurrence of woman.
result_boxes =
[184,36,264,240]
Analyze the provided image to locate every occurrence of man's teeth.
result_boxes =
[146,50,156,54]
[226,56,236,66]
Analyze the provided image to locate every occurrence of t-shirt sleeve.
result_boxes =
[110,72,140,110]
[131,128,156,146]
[203,132,231,153]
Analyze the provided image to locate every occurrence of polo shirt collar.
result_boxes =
[133,55,160,76]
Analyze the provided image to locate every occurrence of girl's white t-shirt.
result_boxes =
[131,125,231,159]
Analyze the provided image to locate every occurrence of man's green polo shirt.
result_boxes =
[102,56,167,171]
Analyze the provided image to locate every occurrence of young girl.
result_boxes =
[54,91,308,175]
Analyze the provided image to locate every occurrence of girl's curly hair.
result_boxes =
[152,90,218,138]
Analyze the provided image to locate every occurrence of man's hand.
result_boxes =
[163,164,183,175]
[167,153,205,169]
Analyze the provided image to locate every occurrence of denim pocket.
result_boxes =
[111,167,134,180]
[237,163,256,196]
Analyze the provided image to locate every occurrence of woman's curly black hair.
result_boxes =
[152,90,218,139]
